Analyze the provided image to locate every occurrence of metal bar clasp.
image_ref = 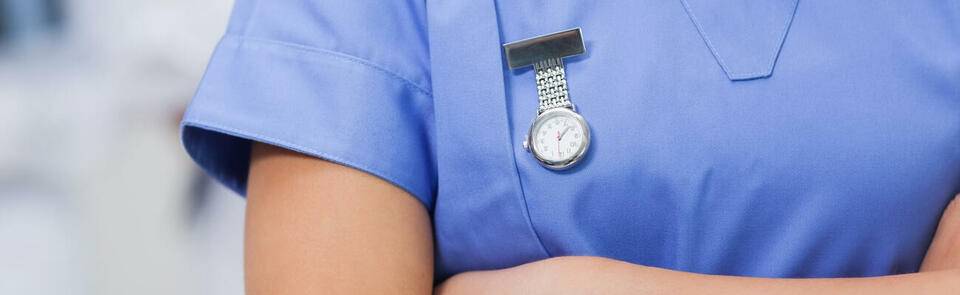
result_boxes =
[503,28,586,70]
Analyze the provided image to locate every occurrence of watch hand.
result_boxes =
[558,126,574,140]
[557,130,561,155]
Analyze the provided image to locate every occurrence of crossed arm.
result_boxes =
[246,142,960,295]
[437,197,960,294]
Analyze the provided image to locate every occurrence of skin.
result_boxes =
[246,142,960,294]
[246,143,433,295]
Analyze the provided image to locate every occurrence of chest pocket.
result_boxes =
[680,0,799,80]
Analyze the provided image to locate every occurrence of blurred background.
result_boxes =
[0,0,246,294]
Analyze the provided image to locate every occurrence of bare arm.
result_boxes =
[245,142,434,294]
[438,195,960,295]
[921,195,960,272]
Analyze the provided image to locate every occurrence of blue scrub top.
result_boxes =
[182,0,960,280]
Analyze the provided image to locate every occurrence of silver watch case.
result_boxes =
[523,107,591,170]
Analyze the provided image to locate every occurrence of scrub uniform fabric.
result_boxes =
[182,0,960,280]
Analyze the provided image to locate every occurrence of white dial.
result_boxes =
[528,108,589,168]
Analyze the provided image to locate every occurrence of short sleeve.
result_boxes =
[181,0,436,210]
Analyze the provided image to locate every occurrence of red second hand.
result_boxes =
[557,130,561,156]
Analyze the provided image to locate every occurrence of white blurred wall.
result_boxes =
[0,0,243,294]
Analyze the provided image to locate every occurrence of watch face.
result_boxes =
[529,108,590,169]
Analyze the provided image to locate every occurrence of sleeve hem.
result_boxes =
[181,119,435,212]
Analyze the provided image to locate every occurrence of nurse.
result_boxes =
[181,0,960,294]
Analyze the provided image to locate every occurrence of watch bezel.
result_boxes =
[527,107,590,170]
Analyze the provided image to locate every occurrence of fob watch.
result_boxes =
[504,28,590,169]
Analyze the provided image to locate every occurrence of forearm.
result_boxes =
[584,257,960,295]
[439,256,960,295]
[439,196,960,294]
